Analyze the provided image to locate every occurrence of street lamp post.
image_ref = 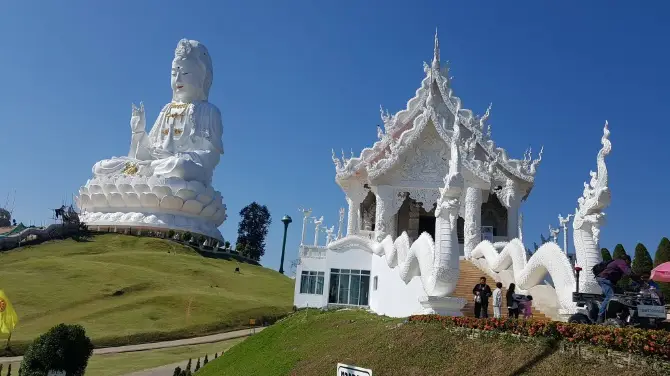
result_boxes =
[279,215,292,274]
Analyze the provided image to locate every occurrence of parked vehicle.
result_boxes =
[570,284,666,329]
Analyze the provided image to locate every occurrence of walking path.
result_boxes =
[123,353,218,376]
[0,327,265,364]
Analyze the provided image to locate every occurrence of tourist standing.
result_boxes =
[506,283,519,319]
[492,282,503,319]
[472,277,492,318]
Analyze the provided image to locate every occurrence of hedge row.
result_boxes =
[408,315,670,359]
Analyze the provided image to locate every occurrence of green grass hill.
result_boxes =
[0,234,293,355]
[198,310,665,376]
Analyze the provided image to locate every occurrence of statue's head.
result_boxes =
[171,39,213,103]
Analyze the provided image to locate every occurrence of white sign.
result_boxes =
[638,305,667,318]
[47,371,66,376]
[337,363,372,376]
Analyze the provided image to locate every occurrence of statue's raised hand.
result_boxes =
[131,102,146,133]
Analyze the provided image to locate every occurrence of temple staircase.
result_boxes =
[452,260,549,320]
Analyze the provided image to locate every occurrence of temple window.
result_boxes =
[299,271,325,295]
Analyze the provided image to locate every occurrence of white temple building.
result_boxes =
[293,32,612,320]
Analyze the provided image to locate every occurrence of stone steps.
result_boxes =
[453,260,549,320]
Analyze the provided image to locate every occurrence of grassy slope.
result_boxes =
[198,310,664,376]
[0,234,292,354]
[1,338,244,376]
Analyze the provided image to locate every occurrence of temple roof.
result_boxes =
[332,31,543,190]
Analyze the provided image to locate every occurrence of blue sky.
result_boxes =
[1,1,669,272]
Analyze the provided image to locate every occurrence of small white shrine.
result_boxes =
[294,32,612,320]
[76,39,227,240]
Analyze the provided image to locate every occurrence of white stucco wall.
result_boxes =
[293,256,328,309]
[369,253,425,317]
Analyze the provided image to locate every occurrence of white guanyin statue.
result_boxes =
[93,39,223,183]
[77,39,227,240]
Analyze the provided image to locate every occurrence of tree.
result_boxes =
[654,237,670,299]
[224,241,231,250]
[182,232,192,242]
[612,244,627,260]
[173,366,182,376]
[235,242,245,253]
[186,359,192,372]
[6,364,10,376]
[611,244,630,290]
[167,230,176,239]
[20,324,93,376]
[204,354,209,365]
[289,259,301,276]
[632,243,653,276]
[600,248,612,262]
[195,358,201,372]
[235,202,272,261]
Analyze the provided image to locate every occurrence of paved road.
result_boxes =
[123,352,218,376]
[0,327,265,364]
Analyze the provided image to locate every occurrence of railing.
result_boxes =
[300,245,327,259]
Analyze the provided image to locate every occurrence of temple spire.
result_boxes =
[432,28,440,71]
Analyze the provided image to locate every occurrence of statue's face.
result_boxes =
[171,58,204,103]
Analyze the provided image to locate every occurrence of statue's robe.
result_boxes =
[92,101,223,184]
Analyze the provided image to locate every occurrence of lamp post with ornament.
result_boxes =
[279,215,292,274]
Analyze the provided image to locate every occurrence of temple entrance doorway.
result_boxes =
[418,214,435,239]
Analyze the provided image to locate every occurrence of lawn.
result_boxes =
[0,337,244,376]
[198,309,666,376]
[0,234,293,355]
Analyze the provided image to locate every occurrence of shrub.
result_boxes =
[195,358,200,372]
[19,324,93,376]
[632,243,653,276]
[167,230,176,239]
[173,366,181,376]
[655,237,670,298]
[183,232,192,242]
[6,364,10,376]
[214,352,218,359]
[204,354,209,365]
[408,315,670,359]
[20,324,93,376]
[600,248,612,262]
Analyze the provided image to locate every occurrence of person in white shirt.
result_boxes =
[493,282,503,319]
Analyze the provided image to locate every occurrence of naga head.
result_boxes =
[574,122,611,231]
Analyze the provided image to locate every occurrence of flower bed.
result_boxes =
[408,315,670,359]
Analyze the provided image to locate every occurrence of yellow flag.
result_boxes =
[0,290,18,334]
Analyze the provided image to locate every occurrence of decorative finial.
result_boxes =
[480,102,491,128]
[331,149,342,169]
[529,146,544,175]
[432,28,440,71]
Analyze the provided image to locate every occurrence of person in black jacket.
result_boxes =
[506,283,520,319]
[472,277,492,318]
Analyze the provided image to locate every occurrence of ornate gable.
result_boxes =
[333,31,542,198]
